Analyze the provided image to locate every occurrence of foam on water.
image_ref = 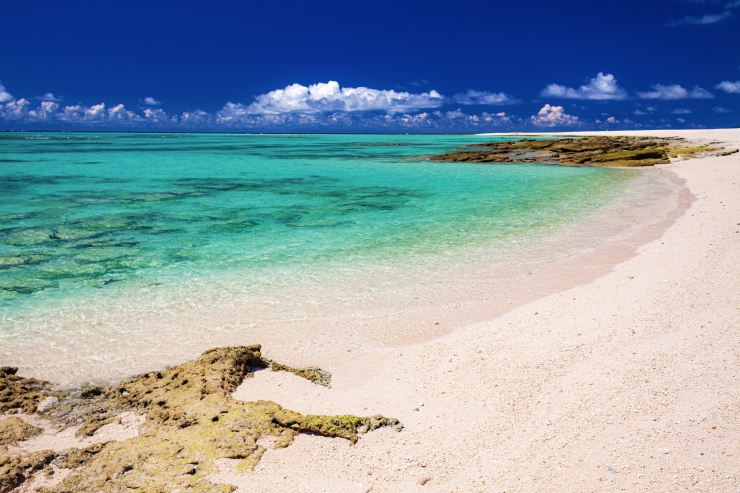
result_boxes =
[0,133,683,386]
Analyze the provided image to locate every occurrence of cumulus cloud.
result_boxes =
[637,84,714,99]
[445,109,466,119]
[712,106,732,113]
[85,103,106,119]
[530,104,580,127]
[0,81,14,103]
[715,80,740,93]
[452,90,516,105]
[541,73,628,101]
[36,92,62,102]
[666,10,733,26]
[671,108,693,114]
[239,81,444,115]
[143,97,161,105]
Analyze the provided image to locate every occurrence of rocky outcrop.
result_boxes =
[0,346,402,493]
[0,417,42,446]
[428,136,725,167]
[0,367,58,414]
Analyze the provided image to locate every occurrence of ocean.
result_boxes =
[0,133,681,385]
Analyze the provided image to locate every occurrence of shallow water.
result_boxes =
[0,133,681,386]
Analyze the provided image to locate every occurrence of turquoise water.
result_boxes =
[0,133,637,316]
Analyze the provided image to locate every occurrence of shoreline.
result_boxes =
[3,129,739,492]
[224,129,740,492]
[4,153,686,389]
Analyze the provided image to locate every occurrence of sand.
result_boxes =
[7,129,740,492]
[227,129,740,492]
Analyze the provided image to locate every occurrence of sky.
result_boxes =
[1,0,739,132]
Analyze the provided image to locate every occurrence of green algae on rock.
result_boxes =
[0,417,42,446]
[0,447,55,493]
[428,136,726,167]
[0,345,402,493]
[0,366,59,414]
[264,359,332,387]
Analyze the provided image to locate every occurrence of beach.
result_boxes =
[3,129,739,492]
[229,129,740,492]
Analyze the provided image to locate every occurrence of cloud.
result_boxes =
[36,92,62,102]
[452,89,516,105]
[712,106,733,113]
[0,81,14,103]
[143,97,161,105]
[728,0,740,7]
[667,10,733,26]
[530,104,580,127]
[671,108,693,114]
[445,109,466,119]
[239,81,445,115]
[637,84,714,99]
[85,103,106,119]
[541,73,628,101]
[715,80,740,93]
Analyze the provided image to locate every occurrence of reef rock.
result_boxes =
[0,345,402,493]
[429,136,724,167]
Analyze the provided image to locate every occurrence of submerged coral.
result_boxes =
[0,345,401,493]
[428,136,726,167]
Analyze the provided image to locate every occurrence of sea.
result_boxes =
[0,133,684,386]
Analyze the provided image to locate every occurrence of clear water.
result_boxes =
[0,132,654,383]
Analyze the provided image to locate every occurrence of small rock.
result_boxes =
[412,407,419,412]
[37,396,59,413]
[418,476,432,486]
[661,449,671,454]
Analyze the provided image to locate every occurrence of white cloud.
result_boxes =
[36,92,62,102]
[606,116,618,124]
[637,84,714,99]
[143,108,169,121]
[85,103,106,119]
[671,108,693,114]
[530,104,580,127]
[482,112,511,124]
[452,90,515,105]
[240,81,444,115]
[143,97,161,105]
[667,10,733,26]
[715,80,740,93]
[712,106,733,113]
[689,86,714,98]
[445,109,466,119]
[0,81,14,103]
[633,109,649,115]
[541,73,628,101]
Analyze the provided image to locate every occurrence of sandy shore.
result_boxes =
[5,129,739,492]
[227,129,740,492]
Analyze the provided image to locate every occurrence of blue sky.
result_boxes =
[1,0,739,132]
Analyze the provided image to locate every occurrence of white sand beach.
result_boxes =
[5,129,739,492]
[227,129,740,492]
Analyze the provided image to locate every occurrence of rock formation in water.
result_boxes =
[0,345,401,493]
[428,136,726,167]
